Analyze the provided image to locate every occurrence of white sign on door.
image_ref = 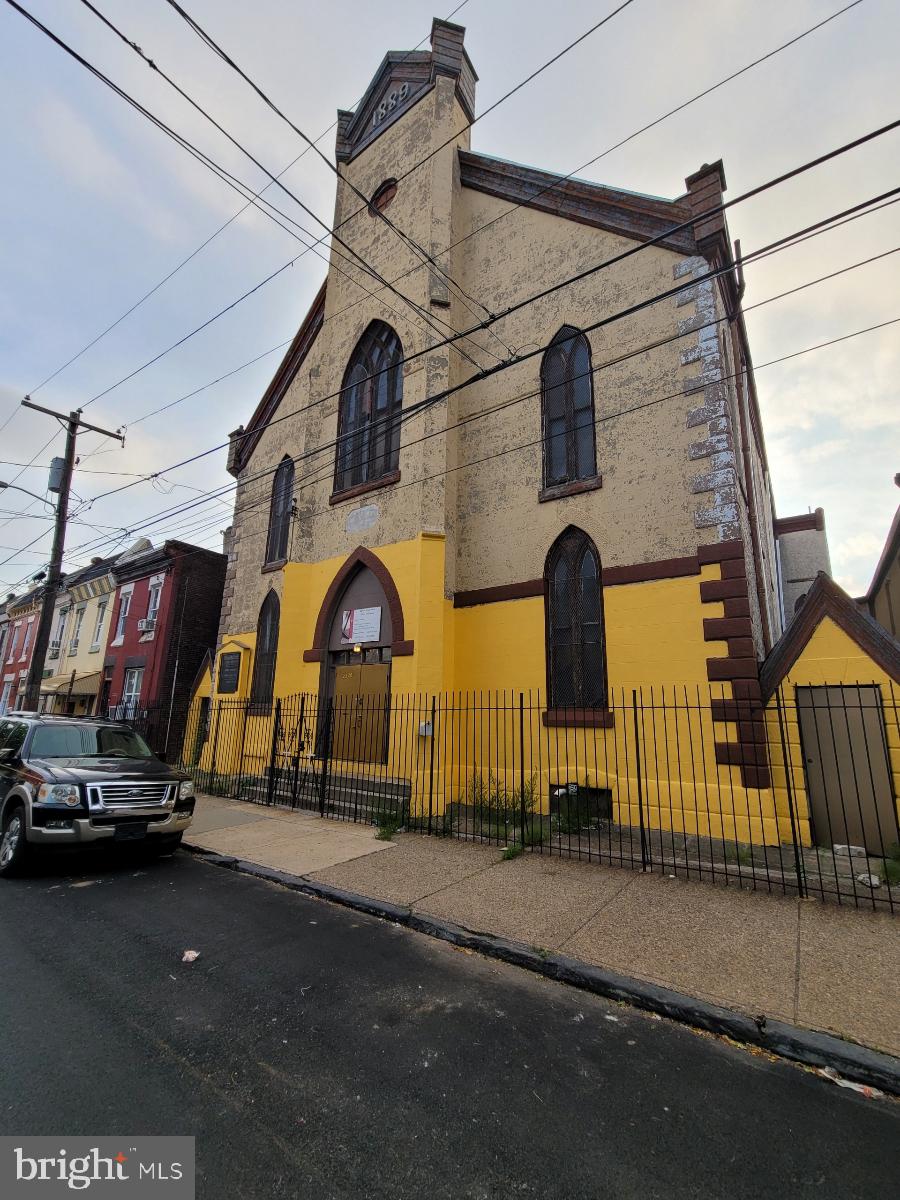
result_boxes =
[341,606,382,644]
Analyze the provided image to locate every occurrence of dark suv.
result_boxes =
[0,714,195,876]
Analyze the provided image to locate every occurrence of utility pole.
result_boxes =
[21,400,124,711]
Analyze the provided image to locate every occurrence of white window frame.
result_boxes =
[91,600,108,650]
[121,667,144,718]
[0,679,12,715]
[20,617,34,662]
[112,587,133,645]
[69,606,86,655]
[146,577,163,623]
[6,623,19,664]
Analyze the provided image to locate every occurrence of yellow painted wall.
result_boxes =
[764,617,900,846]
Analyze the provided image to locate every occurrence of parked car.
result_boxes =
[0,714,195,877]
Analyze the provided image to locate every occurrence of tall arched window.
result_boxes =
[545,528,606,708]
[541,326,597,489]
[334,321,403,494]
[250,591,280,709]
[265,457,294,565]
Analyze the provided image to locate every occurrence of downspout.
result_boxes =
[164,577,189,757]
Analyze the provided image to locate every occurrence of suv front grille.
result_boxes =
[87,782,174,808]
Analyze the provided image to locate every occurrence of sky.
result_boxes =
[0,0,897,598]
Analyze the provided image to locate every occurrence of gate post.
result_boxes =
[632,690,649,870]
[266,699,282,807]
[318,699,333,817]
[427,696,437,834]
[519,692,527,847]
[209,701,223,792]
[236,699,250,797]
[291,694,306,808]
[774,687,807,898]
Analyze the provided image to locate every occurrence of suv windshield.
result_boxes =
[29,724,155,760]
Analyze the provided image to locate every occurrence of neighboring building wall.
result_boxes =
[863,505,900,639]
[775,510,831,623]
[3,587,41,709]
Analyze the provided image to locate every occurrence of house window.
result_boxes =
[0,680,12,715]
[265,457,294,565]
[146,581,163,624]
[69,607,86,654]
[121,667,144,719]
[91,601,108,649]
[250,592,280,710]
[20,618,33,662]
[541,326,597,489]
[114,592,131,642]
[334,321,402,495]
[546,528,606,708]
[6,625,19,663]
[51,609,67,657]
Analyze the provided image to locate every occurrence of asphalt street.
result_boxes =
[0,849,895,1199]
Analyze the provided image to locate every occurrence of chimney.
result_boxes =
[684,160,727,259]
[226,426,245,478]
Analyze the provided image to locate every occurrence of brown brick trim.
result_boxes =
[602,555,700,586]
[453,580,544,609]
[773,508,825,536]
[304,546,413,662]
[698,538,770,788]
[459,150,696,254]
[703,616,753,641]
[452,551,704,608]
[543,708,616,728]
[697,539,744,564]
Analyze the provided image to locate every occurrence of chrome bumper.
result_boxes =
[27,807,193,844]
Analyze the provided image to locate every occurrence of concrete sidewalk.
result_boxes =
[187,795,900,1058]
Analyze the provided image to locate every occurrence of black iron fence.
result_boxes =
[136,684,899,912]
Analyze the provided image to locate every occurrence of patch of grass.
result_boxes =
[885,842,900,863]
[881,857,900,887]
[502,844,524,860]
[374,814,402,841]
[724,842,754,867]
[462,770,538,832]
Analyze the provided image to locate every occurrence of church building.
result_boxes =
[206,19,899,853]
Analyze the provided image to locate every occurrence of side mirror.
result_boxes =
[0,747,13,762]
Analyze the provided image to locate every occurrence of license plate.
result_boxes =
[114,821,148,842]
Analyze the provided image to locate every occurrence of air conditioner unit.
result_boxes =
[48,642,60,660]
[137,617,156,633]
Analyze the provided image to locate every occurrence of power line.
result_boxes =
[28,309,899,587]
[7,0,865,452]
[4,0,470,424]
[74,0,504,372]
[21,221,898,575]
[72,162,900,522]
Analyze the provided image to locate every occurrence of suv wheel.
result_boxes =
[146,832,183,858]
[0,804,28,877]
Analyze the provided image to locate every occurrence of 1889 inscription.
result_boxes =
[372,81,410,127]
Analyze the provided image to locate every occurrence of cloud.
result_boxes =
[35,97,182,244]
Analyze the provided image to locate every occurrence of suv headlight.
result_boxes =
[37,783,81,807]
[178,780,194,801]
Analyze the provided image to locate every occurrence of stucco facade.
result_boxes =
[196,20,900,845]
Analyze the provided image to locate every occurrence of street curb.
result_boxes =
[185,844,900,1096]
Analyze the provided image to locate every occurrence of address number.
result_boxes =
[373,82,410,127]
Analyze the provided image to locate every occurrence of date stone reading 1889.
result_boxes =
[372,81,410,127]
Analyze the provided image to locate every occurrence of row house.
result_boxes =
[38,542,150,716]
[103,539,226,759]
[0,584,42,714]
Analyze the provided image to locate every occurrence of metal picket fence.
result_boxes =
[133,684,900,912]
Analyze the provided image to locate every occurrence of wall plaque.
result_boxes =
[341,606,382,644]
[217,651,241,694]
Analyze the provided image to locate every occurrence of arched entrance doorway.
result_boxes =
[323,564,392,763]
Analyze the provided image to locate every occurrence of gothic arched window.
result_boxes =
[545,527,606,708]
[250,591,280,709]
[265,457,294,565]
[541,326,597,489]
[334,321,403,494]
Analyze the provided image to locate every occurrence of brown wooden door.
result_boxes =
[331,664,390,763]
[797,686,897,855]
